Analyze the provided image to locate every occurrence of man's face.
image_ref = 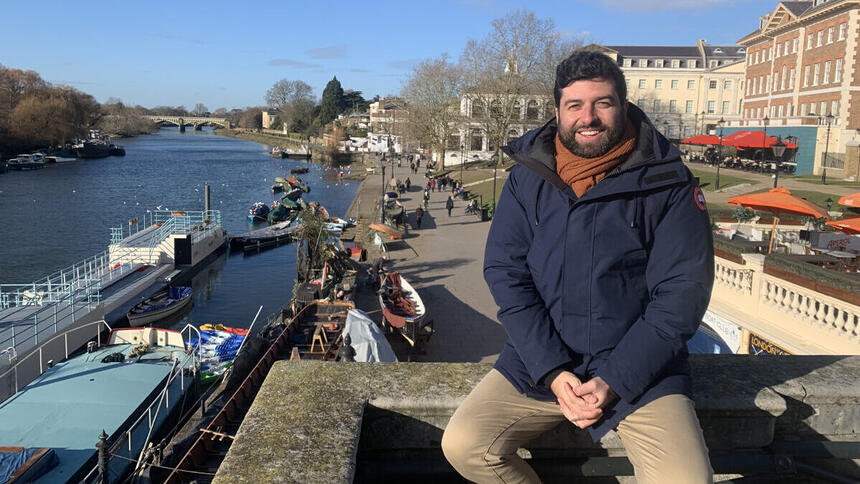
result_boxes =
[555,77,628,158]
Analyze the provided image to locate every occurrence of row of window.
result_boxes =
[743,100,838,119]
[621,58,729,69]
[745,58,843,96]
[630,79,731,90]
[469,99,551,119]
[747,23,847,65]
[636,99,733,115]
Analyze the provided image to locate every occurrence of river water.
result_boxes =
[0,127,358,329]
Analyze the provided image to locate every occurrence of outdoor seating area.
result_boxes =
[681,129,798,175]
[685,152,797,175]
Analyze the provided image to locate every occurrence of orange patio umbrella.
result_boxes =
[826,217,860,235]
[838,192,860,208]
[728,187,830,253]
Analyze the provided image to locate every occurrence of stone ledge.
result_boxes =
[214,356,860,483]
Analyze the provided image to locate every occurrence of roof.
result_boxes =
[606,45,700,57]
[782,0,813,16]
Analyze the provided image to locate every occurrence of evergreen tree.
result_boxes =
[317,76,344,126]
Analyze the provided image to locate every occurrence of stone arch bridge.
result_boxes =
[143,115,231,131]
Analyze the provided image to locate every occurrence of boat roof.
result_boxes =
[0,342,190,482]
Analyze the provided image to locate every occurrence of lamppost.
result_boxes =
[821,113,834,185]
[380,157,386,223]
[700,111,706,135]
[460,143,465,185]
[716,118,726,190]
[771,137,786,188]
[761,115,769,174]
[662,120,669,137]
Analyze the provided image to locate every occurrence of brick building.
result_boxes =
[737,0,860,178]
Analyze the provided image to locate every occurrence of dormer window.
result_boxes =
[713,48,724,54]
[737,47,746,54]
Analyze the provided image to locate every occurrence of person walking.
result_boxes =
[414,206,424,229]
[446,195,454,217]
[442,50,714,484]
[423,189,430,209]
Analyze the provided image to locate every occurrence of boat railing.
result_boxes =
[111,210,222,243]
[0,319,112,403]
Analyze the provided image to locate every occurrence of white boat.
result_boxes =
[44,155,76,163]
[126,287,193,326]
[378,272,433,349]
[7,153,46,170]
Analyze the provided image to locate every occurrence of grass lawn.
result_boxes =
[784,174,860,187]
[462,177,508,212]
[689,169,757,192]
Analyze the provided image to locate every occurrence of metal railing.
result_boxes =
[0,320,112,402]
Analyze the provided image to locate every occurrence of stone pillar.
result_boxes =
[178,118,185,133]
[845,142,860,181]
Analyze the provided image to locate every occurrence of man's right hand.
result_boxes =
[549,371,602,429]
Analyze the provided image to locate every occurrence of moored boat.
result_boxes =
[109,143,126,156]
[248,201,270,223]
[186,324,249,386]
[0,323,200,483]
[126,286,193,326]
[290,166,309,174]
[378,272,433,350]
[7,153,46,170]
[269,147,287,158]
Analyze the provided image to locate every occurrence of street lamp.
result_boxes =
[380,157,386,223]
[821,113,834,184]
[716,117,725,190]
[700,111,706,135]
[662,120,669,137]
[761,115,769,174]
[460,143,465,185]
[771,137,787,188]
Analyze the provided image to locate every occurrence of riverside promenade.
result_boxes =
[345,158,508,363]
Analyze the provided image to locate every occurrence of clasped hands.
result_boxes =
[549,371,617,429]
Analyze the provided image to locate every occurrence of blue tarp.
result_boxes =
[0,448,57,483]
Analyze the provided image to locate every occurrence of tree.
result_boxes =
[342,90,369,114]
[214,107,227,117]
[265,79,315,133]
[0,67,48,132]
[238,107,263,130]
[402,54,463,168]
[460,10,584,167]
[193,103,208,116]
[317,76,344,127]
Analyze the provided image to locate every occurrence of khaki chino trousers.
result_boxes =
[441,369,713,484]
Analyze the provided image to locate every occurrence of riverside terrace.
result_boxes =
[214,358,860,483]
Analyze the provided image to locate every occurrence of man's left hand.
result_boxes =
[573,376,617,409]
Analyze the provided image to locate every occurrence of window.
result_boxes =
[821,101,827,116]
[756,51,761,63]
[623,58,633,67]
[724,80,731,89]
[637,99,645,108]
[832,100,838,116]
[768,47,773,59]
[639,59,648,67]
[655,79,663,88]
[526,100,539,120]
[773,73,779,91]
[766,74,771,92]
[638,79,646,89]
[686,100,694,113]
[707,100,715,113]
[771,105,776,117]
[671,59,680,68]
[789,68,795,88]
[655,59,664,68]
[824,61,831,84]
[807,33,814,49]
[788,103,793,116]
[817,30,823,47]
[813,63,820,86]
[687,80,696,89]
[470,129,483,151]
[709,60,719,68]
[793,38,798,52]
[808,103,815,115]
[804,65,811,87]
[781,66,787,90]
[784,40,790,54]
[671,79,679,89]
[776,44,781,57]
[709,80,717,89]
[722,101,730,114]
[778,105,784,117]
[746,79,751,95]
[669,100,677,113]
[835,58,843,82]
[472,100,484,117]
[653,99,661,112]
[828,26,834,43]
[684,126,692,136]
[688,60,697,68]
[748,55,753,66]
[839,23,846,40]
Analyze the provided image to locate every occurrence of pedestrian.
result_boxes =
[430,178,436,192]
[446,195,454,217]
[441,50,714,484]
[405,177,411,190]
[415,206,424,228]
[423,189,430,208]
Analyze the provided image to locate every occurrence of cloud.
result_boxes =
[588,0,731,12]
[304,44,351,59]
[267,58,321,69]
[350,68,370,73]
[388,59,419,70]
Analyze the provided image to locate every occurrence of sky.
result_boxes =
[1,0,779,110]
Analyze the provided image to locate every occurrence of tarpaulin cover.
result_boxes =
[344,309,398,362]
[186,326,248,373]
[0,448,57,483]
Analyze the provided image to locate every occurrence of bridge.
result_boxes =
[143,115,231,131]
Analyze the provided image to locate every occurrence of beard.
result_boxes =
[558,115,627,158]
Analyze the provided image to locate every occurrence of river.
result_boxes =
[0,127,358,329]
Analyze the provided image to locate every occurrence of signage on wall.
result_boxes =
[702,311,742,353]
[747,332,792,355]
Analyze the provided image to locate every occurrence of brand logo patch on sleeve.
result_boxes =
[693,186,707,211]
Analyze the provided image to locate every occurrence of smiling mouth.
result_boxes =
[576,128,604,140]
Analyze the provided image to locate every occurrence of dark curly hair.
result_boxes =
[554,50,627,107]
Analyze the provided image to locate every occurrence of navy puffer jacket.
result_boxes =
[485,105,714,439]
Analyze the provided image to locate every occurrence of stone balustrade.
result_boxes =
[710,253,860,354]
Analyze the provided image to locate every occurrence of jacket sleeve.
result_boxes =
[598,181,714,403]
[484,170,573,385]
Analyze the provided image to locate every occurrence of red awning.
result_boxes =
[721,131,798,150]
[679,134,723,145]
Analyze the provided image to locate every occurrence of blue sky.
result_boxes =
[1,0,777,110]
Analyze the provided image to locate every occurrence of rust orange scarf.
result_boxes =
[555,120,637,197]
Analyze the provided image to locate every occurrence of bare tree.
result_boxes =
[265,79,315,133]
[402,54,463,168]
[193,103,208,116]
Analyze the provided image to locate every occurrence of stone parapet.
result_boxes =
[214,357,860,483]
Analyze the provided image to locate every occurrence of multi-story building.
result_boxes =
[369,97,407,135]
[737,0,860,178]
[597,41,746,140]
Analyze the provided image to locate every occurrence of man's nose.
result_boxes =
[579,104,597,125]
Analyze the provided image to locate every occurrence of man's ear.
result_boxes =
[554,107,559,123]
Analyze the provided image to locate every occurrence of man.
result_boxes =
[442,50,714,483]
[446,195,455,217]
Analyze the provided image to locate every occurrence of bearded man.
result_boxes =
[441,50,715,483]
